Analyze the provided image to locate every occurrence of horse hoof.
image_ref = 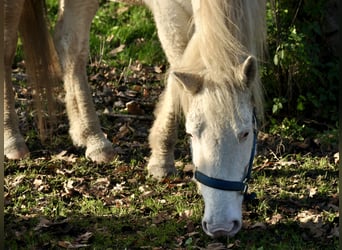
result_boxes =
[5,144,30,160]
[86,145,116,163]
[147,163,177,181]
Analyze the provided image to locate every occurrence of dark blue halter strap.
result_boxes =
[194,114,258,201]
[194,170,247,191]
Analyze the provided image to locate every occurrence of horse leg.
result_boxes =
[144,1,193,179]
[4,0,29,159]
[144,0,193,66]
[53,0,115,163]
[147,76,180,179]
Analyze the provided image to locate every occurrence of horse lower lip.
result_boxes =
[212,229,231,238]
[207,227,240,238]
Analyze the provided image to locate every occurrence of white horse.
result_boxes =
[145,0,266,237]
[4,0,266,238]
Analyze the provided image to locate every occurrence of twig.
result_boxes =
[109,0,144,6]
[104,112,154,120]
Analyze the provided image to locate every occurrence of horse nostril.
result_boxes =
[202,220,242,238]
[231,220,241,232]
[202,220,209,232]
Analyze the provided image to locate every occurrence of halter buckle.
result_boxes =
[242,181,249,195]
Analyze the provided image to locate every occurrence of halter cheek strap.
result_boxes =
[194,114,258,201]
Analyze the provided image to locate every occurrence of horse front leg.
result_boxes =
[144,0,192,179]
[4,0,29,160]
[54,0,114,163]
[147,76,180,179]
[144,0,193,67]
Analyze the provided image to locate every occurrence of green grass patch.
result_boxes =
[5,151,338,249]
[89,2,165,67]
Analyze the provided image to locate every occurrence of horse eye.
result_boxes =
[238,131,249,142]
[186,133,193,138]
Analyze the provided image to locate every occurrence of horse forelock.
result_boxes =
[201,81,251,132]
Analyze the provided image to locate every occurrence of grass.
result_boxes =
[5,152,338,249]
[88,1,165,67]
[5,1,339,249]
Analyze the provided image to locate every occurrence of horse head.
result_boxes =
[173,56,258,237]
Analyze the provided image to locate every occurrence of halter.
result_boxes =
[194,113,258,201]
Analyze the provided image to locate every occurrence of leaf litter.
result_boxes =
[5,59,339,247]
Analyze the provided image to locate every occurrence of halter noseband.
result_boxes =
[194,113,258,201]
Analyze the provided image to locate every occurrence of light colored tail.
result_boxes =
[18,0,62,142]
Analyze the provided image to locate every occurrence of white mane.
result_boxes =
[178,0,266,121]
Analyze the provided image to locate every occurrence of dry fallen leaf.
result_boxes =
[141,190,155,198]
[143,88,149,97]
[179,209,194,219]
[250,222,267,229]
[333,152,339,164]
[109,44,126,57]
[57,240,90,249]
[154,65,163,73]
[126,100,145,115]
[152,212,169,224]
[267,213,283,225]
[56,168,75,176]
[75,232,93,243]
[296,210,326,238]
[183,163,195,173]
[112,124,131,143]
[205,242,228,250]
[308,186,318,198]
[52,150,77,163]
[34,217,52,231]
[33,175,50,192]
[94,177,110,187]
[33,177,43,188]
[12,174,26,187]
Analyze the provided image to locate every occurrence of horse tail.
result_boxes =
[18,0,62,142]
[194,0,266,119]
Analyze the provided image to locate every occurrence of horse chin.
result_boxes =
[202,220,242,238]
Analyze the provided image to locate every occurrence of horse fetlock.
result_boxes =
[69,127,87,147]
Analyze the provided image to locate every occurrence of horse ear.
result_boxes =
[172,71,203,94]
[239,56,257,87]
